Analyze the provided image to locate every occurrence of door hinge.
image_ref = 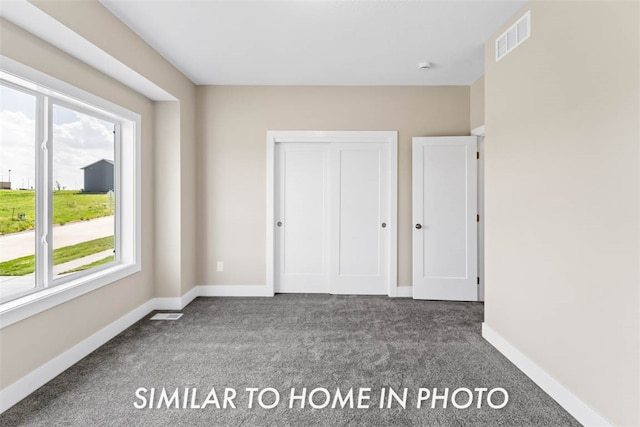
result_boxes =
[476,214,480,222]
[476,152,480,160]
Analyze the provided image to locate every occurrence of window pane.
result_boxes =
[0,85,37,300]
[52,104,115,280]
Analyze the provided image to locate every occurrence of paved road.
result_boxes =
[0,216,114,262]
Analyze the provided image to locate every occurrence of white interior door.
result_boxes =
[330,143,389,295]
[275,142,330,293]
[412,136,477,301]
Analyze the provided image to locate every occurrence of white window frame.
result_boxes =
[47,99,120,286]
[0,57,141,329]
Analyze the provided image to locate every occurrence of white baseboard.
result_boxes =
[198,285,273,297]
[152,297,183,310]
[0,299,155,414]
[482,323,612,427]
[180,286,201,306]
[395,286,413,298]
[153,285,273,305]
[153,286,200,310]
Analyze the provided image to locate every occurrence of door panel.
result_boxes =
[423,145,467,278]
[413,137,477,301]
[338,149,380,276]
[331,144,388,294]
[275,143,330,293]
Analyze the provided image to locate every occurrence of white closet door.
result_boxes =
[272,134,395,296]
[275,142,330,293]
[412,136,477,301]
[330,143,389,295]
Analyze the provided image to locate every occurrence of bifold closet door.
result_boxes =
[274,142,390,295]
[275,142,330,293]
[412,136,478,301]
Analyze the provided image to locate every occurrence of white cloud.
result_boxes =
[52,111,114,190]
[0,110,36,188]
[0,109,113,190]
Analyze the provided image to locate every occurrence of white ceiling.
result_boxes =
[100,0,527,86]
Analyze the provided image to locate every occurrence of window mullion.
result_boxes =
[34,95,45,288]
[35,96,52,287]
[46,98,53,285]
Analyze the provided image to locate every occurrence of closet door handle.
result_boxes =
[415,224,422,229]
[277,221,283,227]
[381,222,387,228]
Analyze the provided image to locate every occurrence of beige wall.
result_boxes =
[30,0,199,298]
[180,98,198,296]
[0,18,155,388]
[469,76,484,130]
[0,0,197,389]
[153,101,182,296]
[197,86,470,287]
[484,2,639,425]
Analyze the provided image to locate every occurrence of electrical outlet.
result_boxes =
[217,261,224,272]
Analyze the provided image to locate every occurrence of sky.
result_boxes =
[0,85,114,191]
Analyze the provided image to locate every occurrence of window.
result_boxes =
[51,103,116,282]
[0,63,140,314]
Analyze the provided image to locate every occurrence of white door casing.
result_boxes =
[471,125,485,301]
[412,136,478,301]
[267,131,398,296]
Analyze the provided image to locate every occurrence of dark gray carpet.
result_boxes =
[0,295,579,426]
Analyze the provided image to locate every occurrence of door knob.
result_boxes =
[415,224,422,229]
[277,221,283,227]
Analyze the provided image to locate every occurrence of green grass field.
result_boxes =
[0,190,114,234]
[0,236,114,276]
[62,255,115,274]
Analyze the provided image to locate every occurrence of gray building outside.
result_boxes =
[82,159,114,193]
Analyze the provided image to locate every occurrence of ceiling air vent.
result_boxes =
[496,11,531,62]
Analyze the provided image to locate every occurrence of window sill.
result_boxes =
[0,263,141,329]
